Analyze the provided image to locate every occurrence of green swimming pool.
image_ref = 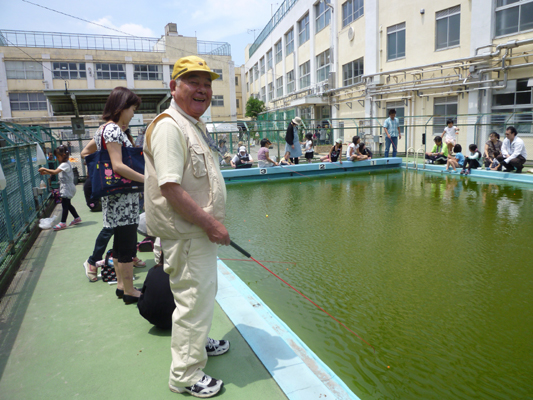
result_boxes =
[219,170,533,400]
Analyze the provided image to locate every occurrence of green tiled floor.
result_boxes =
[0,189,286,400]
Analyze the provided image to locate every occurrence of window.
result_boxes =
[299,61,311,89]
[496,0,533,36]
[212,68,223,80]
[387,23,406,61]
[51,62,86,79]
[286,29,294,55]
[386,101,405,134]
[300,107,312,121]
[247,82,249,92]
[254,64,259,80]
[134,64,162,81]
[275,40,283,63]
[342,0,364,27]
[212,95,224,106]
[5,61,43,79]
[433,96,458,133]
[493,79,532,106]
[316,50,331,83]
[276,76,284,97]
[267,50,273,70]
[286,70,295,93]
[436,6,460,50]
[235,76,239,86]
[260,57,266,75]
[268,82,274,101]
[315,0,331,33]
[96,63,126,80]
[342,57,364,86]
[10,92,47,111]
[298,14,310,46]
[236,99,240,109]
[249,70,253,83]
[261,86,266,103]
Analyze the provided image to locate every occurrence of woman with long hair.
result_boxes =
[81,87,144,304]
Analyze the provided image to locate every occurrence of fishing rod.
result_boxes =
[383,129,399,153]
[219,257,296,265]
[278,163,311,178]
[229,240,375,352]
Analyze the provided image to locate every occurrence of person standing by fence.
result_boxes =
[383,109,401,157]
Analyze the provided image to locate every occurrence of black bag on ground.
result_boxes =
[101,250,116,283]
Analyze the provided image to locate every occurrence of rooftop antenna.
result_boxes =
[247,29,260,41]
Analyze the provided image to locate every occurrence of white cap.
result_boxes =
[239,146,246,153]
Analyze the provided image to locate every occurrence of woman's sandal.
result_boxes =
[83,260,98,282]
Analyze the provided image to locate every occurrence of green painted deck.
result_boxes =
[0,191,287,400]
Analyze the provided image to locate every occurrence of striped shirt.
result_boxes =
[383,117,400,137]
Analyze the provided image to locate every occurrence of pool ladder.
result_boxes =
[406,147,426,170]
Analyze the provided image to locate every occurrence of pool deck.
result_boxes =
[0,189,360,399]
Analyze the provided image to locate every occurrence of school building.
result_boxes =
[0,23,244,129]
[244,0,533,151]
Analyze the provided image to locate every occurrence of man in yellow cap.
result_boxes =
[143,55,230,398]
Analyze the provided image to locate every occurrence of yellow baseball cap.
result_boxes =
[171,55,220,81]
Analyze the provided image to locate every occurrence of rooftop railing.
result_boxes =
[0,29,164,52]
[197,40,231,57]
[248,0,299,59]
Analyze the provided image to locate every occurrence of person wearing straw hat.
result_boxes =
[285,116,303,164]
[143,55,229,398]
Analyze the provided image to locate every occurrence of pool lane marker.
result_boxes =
[229,240,375,353]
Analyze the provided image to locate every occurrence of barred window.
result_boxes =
[10,92,47,111]
[52,62,86,79]
[276,76,284,97]
[96,63,126,80]
[286,70,295,93]
[342,0,364,27]
[212,95,224,106]
[134,64,162,80]
[299,14,310,46]
[342,57,364,86]
[212,68,223,80]
[387,23,406,61]
[316,50,331,83]
[286,29,294,55]
[5,61,44,80]
[260,57,266,75]
[299,61,310,89]
[267,50,273,70]
[261,86,266,103]
[275,40,283,64]
[268,82,274,101]
[496,0,533,36]
[315,0,331,33]
[436,6,460,50]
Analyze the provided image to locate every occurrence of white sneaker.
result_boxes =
[169,374,223,398]
[205,337,230,356]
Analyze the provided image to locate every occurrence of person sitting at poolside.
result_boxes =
[230,146,253,169]
[425,136,448,164]
[489,151,502,171]
[496,126,527,173]
[346,136,368,161]
[321,139,343,163]
[359,142,373,159]
[484,132,502,167]
[279,152,293,165]
[257,138,278,167]
[460,144,482,175]
[446,144,464,172]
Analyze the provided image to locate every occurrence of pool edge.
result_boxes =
[216,260,361,400]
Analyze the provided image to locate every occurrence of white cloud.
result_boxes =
[88,17,155,37]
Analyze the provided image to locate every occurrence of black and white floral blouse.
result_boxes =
[94,123,140,229]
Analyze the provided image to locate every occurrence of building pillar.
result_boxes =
[42,54,53,117]
[162,57,170,89]
[229,61,237,121]
[125,56,134,89]
[0,53,11,119]
[85,55,95,89]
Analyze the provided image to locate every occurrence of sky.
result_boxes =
[0,0,279,66]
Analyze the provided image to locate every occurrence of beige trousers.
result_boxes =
[162,236,218,387]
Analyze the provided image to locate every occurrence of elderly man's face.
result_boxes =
[171,71,212,120]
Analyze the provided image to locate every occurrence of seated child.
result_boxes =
[490,151,502,171]
[359,142,373,159]
[460,144,482,175]
[446,144,464,172]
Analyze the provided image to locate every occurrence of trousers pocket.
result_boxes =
[190,144,207,178]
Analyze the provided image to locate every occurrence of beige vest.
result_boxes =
[144,107,226,240]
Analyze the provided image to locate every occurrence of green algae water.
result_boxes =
[219,170,533,400]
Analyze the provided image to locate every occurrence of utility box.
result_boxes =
[71,117,85,136]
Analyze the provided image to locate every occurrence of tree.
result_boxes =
[245,97,266,120]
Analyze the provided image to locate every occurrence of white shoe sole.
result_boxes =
[169,382,223,398]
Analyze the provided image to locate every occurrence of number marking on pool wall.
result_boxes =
[371,160,376,166]
[260,168,267,175]
[319,164,325,170]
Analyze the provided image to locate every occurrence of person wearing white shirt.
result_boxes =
[496,126,527,173]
